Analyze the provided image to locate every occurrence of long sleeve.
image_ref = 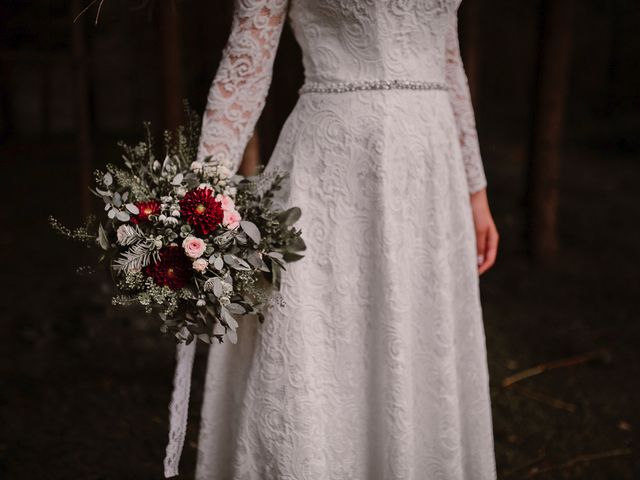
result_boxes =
[196,0,289,172]
[444,13,487,194]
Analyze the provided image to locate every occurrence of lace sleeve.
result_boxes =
[196,0,289,172]
[445,13,487,194]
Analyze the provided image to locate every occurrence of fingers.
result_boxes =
[476,224,487,269]
[478,223,499,275]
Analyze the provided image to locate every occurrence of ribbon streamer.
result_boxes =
[163,339,197,478]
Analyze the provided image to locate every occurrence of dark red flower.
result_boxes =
[144,245,192,290]
[179,187,224,235]
[131,200,161,224]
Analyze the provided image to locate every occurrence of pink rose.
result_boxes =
[223,209,241,230]
[192,258,208,272]
[215,193,235,212]
[182,236,206,259]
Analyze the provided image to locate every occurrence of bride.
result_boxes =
[166,0,499,478]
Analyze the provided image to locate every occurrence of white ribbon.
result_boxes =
[163,339,197,478]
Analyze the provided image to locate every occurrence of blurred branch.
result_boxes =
[74,0,179,23]
[511,385,576,412]
[503,451,546,478]
[73,0,106,25]
[525,448,632,478]
[501,348,609,388]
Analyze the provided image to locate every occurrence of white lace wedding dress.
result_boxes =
[164,0,496,478]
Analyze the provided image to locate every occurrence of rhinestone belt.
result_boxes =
[298,79,449,95]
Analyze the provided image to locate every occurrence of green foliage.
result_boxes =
[48,214,98,246]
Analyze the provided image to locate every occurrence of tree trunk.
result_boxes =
[526,0,575,260]
[71,0,93,218]
[158,0,184,131]
[460,0,481,108]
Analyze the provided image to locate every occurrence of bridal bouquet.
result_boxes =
[50,109,305,345]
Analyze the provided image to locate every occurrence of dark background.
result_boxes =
[1,0,639,479]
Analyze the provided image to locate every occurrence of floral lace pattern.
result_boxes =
[196,0,289,170]
[185,1,496,479]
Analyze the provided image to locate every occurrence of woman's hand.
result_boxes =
[470,188,499,275]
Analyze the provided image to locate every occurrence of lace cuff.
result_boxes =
[445,13,487,194]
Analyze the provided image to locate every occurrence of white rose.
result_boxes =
[190,161,204,173]
[182,236,206,258]
[198,183,214,191]
[176,187,187,197]
[217,165,232,179]
[192,258,208,272]
[116,225,129,244]
[203,164,218,178]
[221,281,233,295]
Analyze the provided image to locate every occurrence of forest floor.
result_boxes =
[0,137,638,479]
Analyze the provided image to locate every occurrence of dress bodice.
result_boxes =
[289,0,462,84]
[193,0,484,197]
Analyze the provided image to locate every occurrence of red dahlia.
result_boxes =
[144,245,192,290]
[131,200,161,224]
[179,187,224,235]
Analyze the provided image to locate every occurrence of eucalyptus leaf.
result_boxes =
[197,334,211,344]
[226,303,246,315]
[223,253,238,268]
[108,208,117,219]
[116,211,131,222]
[125,203,140,215]
[223,253,251,270]
[97,223,109,250]
[259,261,270,273]
[227,330,238,344]
[235,257,251,270]
[247,251,262,269]
[240,220,261,244]
[271,261,281,290]
[213,322,226,336]
[283,252,305,262]
[214,256,224,270]
[212,277,223,297]
[278,206,301,226]
[221,307,239,330]
[289,236,307,252]
[171,173,184,185]
[267,251,284,261]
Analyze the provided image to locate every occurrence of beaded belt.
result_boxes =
[298,79,449,95]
